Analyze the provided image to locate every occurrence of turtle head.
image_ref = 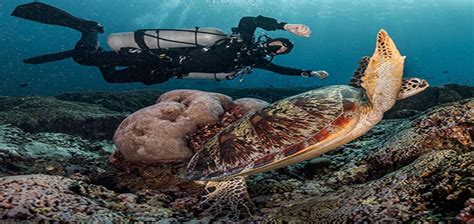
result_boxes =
[397,77,430,100]
[362,29,406,112]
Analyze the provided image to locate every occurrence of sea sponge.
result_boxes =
[114,90,234,163]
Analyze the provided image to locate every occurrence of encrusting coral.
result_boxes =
[0,175,175,222]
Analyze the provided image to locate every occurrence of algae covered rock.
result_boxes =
[271,150,473,222]
[366,98,473,177]
[0,174,175,222]
[385,84,474,119]
[56,90,166,113]
[0,96,126,140]
[0,124,113,177]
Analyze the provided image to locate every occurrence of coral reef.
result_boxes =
[385,84,474,118]
[456,199,474,222]
[0,124,112,177]
[0,85,472,222]
[113,90,268,164]
[271,150,472,222]
[113,90,227,163]
[0,96,126,140]
[56,90,166,113]
[366,99,473,177]
[0,175,175,222]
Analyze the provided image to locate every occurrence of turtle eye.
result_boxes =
[206,186,217,193]
[420,80,427,87]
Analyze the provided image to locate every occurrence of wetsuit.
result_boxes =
[74,16,309,85]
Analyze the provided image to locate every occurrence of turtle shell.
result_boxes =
[185,85,363,180]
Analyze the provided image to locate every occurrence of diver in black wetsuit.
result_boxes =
[12,2,329,85]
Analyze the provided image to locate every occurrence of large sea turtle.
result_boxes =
[183,29,429,220]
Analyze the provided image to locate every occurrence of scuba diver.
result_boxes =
[12,2,329,85]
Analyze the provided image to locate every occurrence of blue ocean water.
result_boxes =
[0,0,472,96]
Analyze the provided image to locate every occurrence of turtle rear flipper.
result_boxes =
[199,177,255,221]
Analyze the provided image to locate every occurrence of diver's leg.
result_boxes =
[75,47,165,67]
[99,66,169,84]
[72,28,102,66]
[99,66,148,83]
[99,65,172,85]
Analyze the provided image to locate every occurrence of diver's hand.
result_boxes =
[284,24,311,37]
[301,70,329,79]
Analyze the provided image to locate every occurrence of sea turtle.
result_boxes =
[183,29,429,220]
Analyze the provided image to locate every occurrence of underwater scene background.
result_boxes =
[0,0,472,96]
[0,0,473,223]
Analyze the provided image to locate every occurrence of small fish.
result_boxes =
[442,71,449,74]
[19,82,30,88]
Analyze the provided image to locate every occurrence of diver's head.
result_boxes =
[265,38,294,55]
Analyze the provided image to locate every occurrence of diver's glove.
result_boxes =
[301,70,329,79]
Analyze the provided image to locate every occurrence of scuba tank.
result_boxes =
[181,72,237,80]
[107,27,228,51]
[180,66,253,81]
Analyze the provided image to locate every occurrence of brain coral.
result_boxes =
[114,90,268,164]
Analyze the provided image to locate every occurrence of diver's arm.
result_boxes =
[237,15,287,33]
[254,59,329,78]
[236,16,311,41]
[253,58,305,76]
[236,15,287,42]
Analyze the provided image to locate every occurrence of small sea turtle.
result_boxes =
[183,30,429,220]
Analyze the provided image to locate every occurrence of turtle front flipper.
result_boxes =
[361,29,405,112]
[349,56,370,88]
[397,78,429,100]
[199,176,255,221]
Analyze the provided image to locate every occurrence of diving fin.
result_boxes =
[24,50,75,64]
[11,2,103,33]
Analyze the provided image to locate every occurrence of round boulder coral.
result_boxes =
[114,90,267,164]
[232,98,269,116]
